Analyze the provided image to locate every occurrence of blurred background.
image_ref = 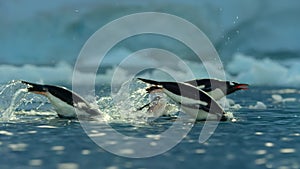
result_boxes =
[1,0,299,86]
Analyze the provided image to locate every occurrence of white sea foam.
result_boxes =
[1,53,300,87]
[217,98,241,110]
[272,94,296,103]
[227,53,300,86]
[249,101,267,110]
[0,62,73,85]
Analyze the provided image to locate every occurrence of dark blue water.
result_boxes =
[1,86,300,169]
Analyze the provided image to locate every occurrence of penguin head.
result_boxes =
[21,81,48,95]
[226,81,249,95]
[146,86,163,93]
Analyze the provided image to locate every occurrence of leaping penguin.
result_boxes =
[137,78,228,121]
[184,78,248,100]
[21,81,101,119]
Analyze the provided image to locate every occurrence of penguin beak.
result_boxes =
[235,84,249,90]
[31,91,48,96]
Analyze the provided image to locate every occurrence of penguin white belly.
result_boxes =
[163,89,208,106]
[46,93,77,118]
[181,106,219,121]
[206,88,225,101]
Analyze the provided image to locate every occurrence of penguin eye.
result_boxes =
[229,82,237,86]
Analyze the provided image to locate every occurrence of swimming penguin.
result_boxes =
[137,78,228,121]
[184,78,248,100]
[21,81,101,119]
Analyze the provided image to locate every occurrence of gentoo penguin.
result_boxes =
[21,81,101,119]
[137,78,228,121]
[184,78,248,100]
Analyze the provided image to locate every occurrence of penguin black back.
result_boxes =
[21,81,100,117]
[21,81,85,107]
[185,78,248,95]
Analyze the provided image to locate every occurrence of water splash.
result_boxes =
[0,80,53,122]
[0,80,22,110]
[0,79,238,123]
[1,88,28,121]
[97,80,152,124]
[0,80,29,121]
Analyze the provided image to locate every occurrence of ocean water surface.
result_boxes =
[0,82,300,169]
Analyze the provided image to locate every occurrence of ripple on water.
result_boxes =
[194,149,206,154]
[265,142,275,147]
[255,158,267,165]
[51,146,65,151]
[81,149,91,155]
[51,145,65,155]
[8,143,28,151]
[0,130,13,136]
[29,159,43,167]
[255,150,267,155]
[37,125,58,129]
[57,163,79,169]
[280,148,296,154]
